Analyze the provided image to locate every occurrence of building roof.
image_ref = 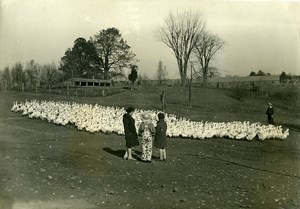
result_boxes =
[207,75,280,83]
[65,78,111,82]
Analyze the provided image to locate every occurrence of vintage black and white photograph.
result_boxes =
[0,0,299,208]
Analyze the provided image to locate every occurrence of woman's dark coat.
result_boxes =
[123,113,139,148]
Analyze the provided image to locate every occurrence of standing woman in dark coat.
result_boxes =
[154,113,167,161]
[123,107,139,160]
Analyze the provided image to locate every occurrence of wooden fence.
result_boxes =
[0,83,125,97]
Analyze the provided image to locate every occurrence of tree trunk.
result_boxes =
[104,70,109,80]
[180,70,186,86]
[130,82,134,91]
[203,68,208,84]
[177,59,186,86]
[188,82,192,107]
[104,55,109,80]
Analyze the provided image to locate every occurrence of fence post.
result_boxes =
[4,82,7,91]
[35,86,38,93]
[67,85,69,96]
[21,83,24,92]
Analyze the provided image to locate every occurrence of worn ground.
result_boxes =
[0,88,299,209]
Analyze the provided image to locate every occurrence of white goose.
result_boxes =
[11,99,290,141]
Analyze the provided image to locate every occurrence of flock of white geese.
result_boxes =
[11,100,289,140]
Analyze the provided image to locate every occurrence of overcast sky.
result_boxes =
[0,0,299,78]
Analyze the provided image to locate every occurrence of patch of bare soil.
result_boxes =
[0,113,300,209]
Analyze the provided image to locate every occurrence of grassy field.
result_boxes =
[3,85,300,128]
[0,86,300,209]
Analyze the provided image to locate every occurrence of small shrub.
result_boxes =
[269,85,297,102]
[251,84,261,93]
[231,84,249,100]
[122,86,131,90]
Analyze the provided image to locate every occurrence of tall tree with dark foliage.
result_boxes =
[128,64,138,89]
[92,28,137,80]
[60,37,100,79]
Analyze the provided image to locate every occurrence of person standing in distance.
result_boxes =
[266,103,274,125]
[123,106,139,160]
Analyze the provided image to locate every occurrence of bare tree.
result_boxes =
[187,62,198,107]
[11,62,26,89]
[157,11,205,86]
[207,67,220,78]
[195,66,220,83]
[137,72,150,85]
[2,67,11,89]
[110,69,126,83]
[194,31,225,84]
[25,59,39,88]
[156,60,168,85]
[142,73,150,81]
[39,63,63,88]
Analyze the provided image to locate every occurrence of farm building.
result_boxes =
[63,78,112,87]
[206,75,280,88]
[140,76,281,88]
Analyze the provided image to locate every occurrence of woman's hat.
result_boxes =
[126,106,135,113]
[141,112,151,121]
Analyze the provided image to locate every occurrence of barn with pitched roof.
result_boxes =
[206,75,280,88]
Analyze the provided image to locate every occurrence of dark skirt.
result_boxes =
[125,136,139,148]
[154,120,167,149]
[154,137,166,149]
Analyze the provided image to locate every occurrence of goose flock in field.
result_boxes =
[11,100,289,140]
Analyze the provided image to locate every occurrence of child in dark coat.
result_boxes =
[154,113,167,161]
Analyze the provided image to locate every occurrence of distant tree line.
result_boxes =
[248,70,296,83]
[249,70,271,76]
[1,27,140,90]
[1,60,63,90]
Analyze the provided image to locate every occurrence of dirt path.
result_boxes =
[0,113,300,209]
